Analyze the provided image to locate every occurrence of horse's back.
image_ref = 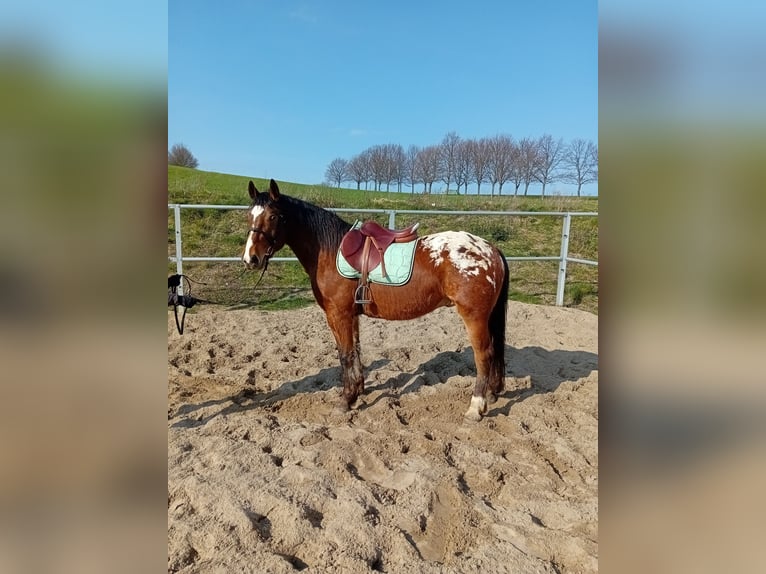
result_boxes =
[357,231,505,320]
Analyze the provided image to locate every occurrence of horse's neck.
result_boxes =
[286,232,321,272]
[284,200,342,272]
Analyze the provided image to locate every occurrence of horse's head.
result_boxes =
[242,179,287,270]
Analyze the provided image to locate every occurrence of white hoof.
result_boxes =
[463,396,486,422]
[464,409,482,422]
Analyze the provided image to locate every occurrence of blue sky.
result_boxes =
[1,0,166,81]
[169,1,598,195]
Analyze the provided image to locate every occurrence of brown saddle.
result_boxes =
[339,220,420,303]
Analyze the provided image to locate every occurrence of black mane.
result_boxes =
[252,193,351,251]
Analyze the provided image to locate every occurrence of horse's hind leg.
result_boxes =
[458,309,494,422]
[488,357,505,401]
[326,310,364,410]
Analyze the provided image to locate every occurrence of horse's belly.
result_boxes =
[360,284,452,320]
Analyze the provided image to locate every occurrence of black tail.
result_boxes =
[489,252,509,393]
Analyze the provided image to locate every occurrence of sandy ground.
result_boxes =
[168,301,598,573]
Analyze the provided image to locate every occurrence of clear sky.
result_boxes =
[169,1,598,195]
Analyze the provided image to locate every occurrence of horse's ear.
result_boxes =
[268,179,280,201]
[248,180,259,200]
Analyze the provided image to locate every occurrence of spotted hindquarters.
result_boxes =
[421,232,509,421]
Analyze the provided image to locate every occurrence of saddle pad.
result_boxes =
[337,238,419,286]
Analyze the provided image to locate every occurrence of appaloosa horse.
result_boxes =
[242,179,509,421]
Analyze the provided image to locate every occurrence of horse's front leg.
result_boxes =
[327,311,363,410]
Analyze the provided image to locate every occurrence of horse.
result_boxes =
[242,179,509,421]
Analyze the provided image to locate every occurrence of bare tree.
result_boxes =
[405,145,420,193]
[325,158,348,188]
[347,151,370,190]
[518,137,539,196]
[507,139,524,195]
[561,139,598,196]
[439,131,461,194]
[453,139,472,195]
[468,137,491,195]
[415,145,440,194]
[487,134,513,196]
[534,134,565,197]
[386,144,406,192]
[168,143,198,168]
[373,143,406,192]
[367,145,388,191]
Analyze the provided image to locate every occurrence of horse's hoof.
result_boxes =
[487,393,498,405]
[463,409,483,423]
[333,402,350,415]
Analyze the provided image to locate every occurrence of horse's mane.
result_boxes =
[254,193,351,251]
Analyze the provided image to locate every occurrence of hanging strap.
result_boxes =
[168,274,209,335]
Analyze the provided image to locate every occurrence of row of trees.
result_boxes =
[325,132,597,197]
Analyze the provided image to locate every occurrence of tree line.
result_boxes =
[325,132,597,197]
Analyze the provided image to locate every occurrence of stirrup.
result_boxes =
[354,283,372,305]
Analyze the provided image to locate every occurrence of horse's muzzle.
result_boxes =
[242,255,263,270]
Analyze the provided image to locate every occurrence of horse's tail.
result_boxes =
[489,250,509,392]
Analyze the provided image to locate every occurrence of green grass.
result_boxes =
[168,166,598,313]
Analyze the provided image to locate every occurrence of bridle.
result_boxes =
[248,226,278,262]
[247,227,276,293]
[246,212,285,286]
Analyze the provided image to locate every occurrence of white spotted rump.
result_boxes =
[422,231,496,278]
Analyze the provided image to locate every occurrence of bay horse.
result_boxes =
[242,179,509,421]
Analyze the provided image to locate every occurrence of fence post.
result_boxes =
[387,210,396,229]
[173,204,184,296]
[555,213,572,306]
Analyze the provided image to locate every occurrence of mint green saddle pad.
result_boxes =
[336,238,419,286]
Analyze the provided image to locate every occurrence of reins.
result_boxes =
[251,259,270,291]
[247,226,276,290]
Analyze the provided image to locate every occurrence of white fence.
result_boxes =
[168,204,598,306]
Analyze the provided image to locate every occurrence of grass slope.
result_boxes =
[168,166,598,313]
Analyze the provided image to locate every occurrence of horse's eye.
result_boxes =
[269,214,277,221]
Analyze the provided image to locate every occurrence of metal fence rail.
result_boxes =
[168,204,598,306]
